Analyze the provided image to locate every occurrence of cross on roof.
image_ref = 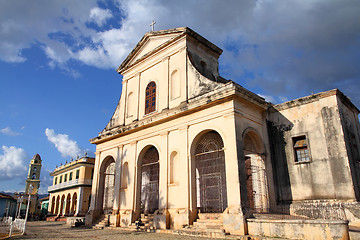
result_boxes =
[150,20,156,32]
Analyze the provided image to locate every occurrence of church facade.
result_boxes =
[86,27,360,236]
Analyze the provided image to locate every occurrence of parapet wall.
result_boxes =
[247,218,349,240]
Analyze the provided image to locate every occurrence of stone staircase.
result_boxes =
[127,214,155,231]
[188,213,228,237]
[92,214,109,229]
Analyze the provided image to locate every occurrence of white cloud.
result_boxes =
[45,128,84,158]
[0,127,22,136]
[0,0,360,106]
[278,96,289,103]
[0,0,97,64]
[258,94,276,103]
[0,146,28,180]
[89,7,113,27]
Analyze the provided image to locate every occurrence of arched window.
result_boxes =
[170,151,179,183]
[145,81,156,114]
[171,70,180,99]
[121,162,129,189]
[127,92,134,117]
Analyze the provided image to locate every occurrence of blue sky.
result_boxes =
[1,0,360,194]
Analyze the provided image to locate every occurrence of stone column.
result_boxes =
[76,187,84,216]
[86,151,101,225]
[122,79,128,125]
[174,125,193,227]
[135,73,141,120]
[222,111,247,235]
[130,141,138,222]
[154,131,169,229]
[163,56,170,110]
[69,198,73,215]
[62,198,66,216]
[112,146,122,226]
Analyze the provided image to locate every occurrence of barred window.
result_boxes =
[145,81,156,114]
[293,135,310,162]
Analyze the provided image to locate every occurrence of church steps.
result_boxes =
[190,213,228,236]
[92,214,109,229]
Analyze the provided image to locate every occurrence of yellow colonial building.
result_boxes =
[48,156,94,217]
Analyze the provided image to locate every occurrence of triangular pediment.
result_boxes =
[129,33,180,65]
[117,28,188,73]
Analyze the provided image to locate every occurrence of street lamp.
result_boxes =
[16,195,23,219]
[23,184,33,234]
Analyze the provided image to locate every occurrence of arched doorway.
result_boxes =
[139,146,159,214]
[71,192,77,215]
[243,130,269,213]
[55,196,60,215]
[60,195,65,215]
[51,196,55,214]
[193,130,227,213]
[103,160,116,214]
[65,193,71,215]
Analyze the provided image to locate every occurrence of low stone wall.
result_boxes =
[66,217,85,226]
[289,200,360,227]
[247,218,349,240]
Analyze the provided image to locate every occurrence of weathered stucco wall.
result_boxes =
[337,95,360,201]
[268,91,358,203]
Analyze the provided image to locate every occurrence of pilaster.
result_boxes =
[222,112,247,235]
[112,145,123,226]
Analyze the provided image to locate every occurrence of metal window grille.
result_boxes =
[103,162,115,212]
[141,147,159,214]
[293,136,310,162]
[245,157,269,213]
[195,131,227,213]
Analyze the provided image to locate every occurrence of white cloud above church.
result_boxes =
[89,7,113,27]
[0,0,360,106]
[45,128,84,159]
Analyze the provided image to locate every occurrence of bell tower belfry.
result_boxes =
[24,154,42,215]
[25,154,42,195]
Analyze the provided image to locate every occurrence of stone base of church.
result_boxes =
[288,200,360,226]
[247,217,349,239]
[153,209,170,229]
[222,207,247,235]
[110,210,119,227]
[167,208,195,229]
[119,209,133,227]
[85,209,101,226]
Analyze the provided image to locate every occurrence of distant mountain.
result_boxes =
[0,191,49,199]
